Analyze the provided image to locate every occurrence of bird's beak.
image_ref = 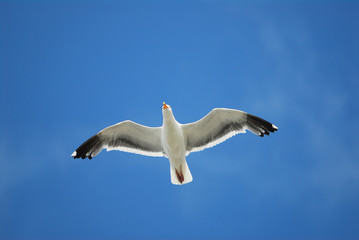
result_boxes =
[163,102,169,109]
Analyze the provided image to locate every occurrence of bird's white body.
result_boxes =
[162,109,192,184]
[72,103,277,185]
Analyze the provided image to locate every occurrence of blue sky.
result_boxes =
[1,0,358,239]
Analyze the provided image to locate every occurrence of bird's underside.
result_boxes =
[72,104,278,185]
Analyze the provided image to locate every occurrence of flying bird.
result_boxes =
[72,103,278,185]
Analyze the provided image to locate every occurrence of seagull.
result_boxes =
[72,102,278,185]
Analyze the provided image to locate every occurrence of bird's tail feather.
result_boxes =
[170,161,193,185]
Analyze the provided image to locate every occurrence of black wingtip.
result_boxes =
[72,134,101,160]
[247,114,278,137]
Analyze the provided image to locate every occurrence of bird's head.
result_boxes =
[162,102,174,121]
[162,102,171,110]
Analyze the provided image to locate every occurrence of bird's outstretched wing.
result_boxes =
[71,120,164,159]
[182,108,278,154]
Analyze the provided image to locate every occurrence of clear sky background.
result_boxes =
[1,0,358,240]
